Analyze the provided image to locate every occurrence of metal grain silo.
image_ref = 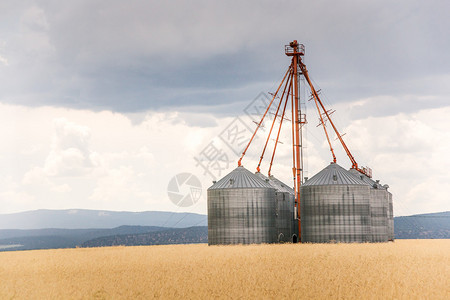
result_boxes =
[387,191,394,240]
[207,166,277,245]
[349,169,394,242]
[300,163,372,243]
[255,173,297,243]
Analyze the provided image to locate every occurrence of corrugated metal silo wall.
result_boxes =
[387,192,394,240]
[300,185,372,243]
[370,189,389,242]
[208,188,277,245]
[275,192,296,242]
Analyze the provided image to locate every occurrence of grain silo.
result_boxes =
[207,41,394,244]
[349,169,394,242]
[255,173,298,243]
[300,163,373,243]
[207,166,278,245]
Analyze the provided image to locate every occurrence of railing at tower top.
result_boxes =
[285,43,305,56]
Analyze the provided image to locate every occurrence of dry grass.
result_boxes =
[0,240,449,299]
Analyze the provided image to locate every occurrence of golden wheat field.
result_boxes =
[0,240,449,299]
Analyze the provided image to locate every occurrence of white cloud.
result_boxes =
[89,166,149,204]
[0,104,217,213]
[0,1,447,218]
[0,55,8,66]
[43,117,96,177]
[50,183,71,193]
[0,100,449,216]
[340,106,450,215]
[0,176,35,212]
[22,167,72,193]
[20,5,49,31]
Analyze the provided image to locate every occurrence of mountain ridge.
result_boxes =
[0,210,448,251]
[0,209,207,229]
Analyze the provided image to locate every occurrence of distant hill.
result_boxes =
[0,209,207,229]
[0,226,167,251]
[0,226,166,240]
[82,226,208,247]
[394,211,450,239]
[0,209,448,251]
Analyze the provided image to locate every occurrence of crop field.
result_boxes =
[0,240,448,299]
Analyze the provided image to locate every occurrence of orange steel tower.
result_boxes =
[285,40,304,239]
[237,40,372,242]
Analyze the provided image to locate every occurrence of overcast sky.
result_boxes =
[0,0,449,216]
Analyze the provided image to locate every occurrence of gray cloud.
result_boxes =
[0,0,448,114]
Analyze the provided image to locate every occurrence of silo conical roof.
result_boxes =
[348,168,388,189]
[348,168,376,186]
[208,166,274,189]
[255,172,295,194]
[269,175,295,195]
[302,163,370,186]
